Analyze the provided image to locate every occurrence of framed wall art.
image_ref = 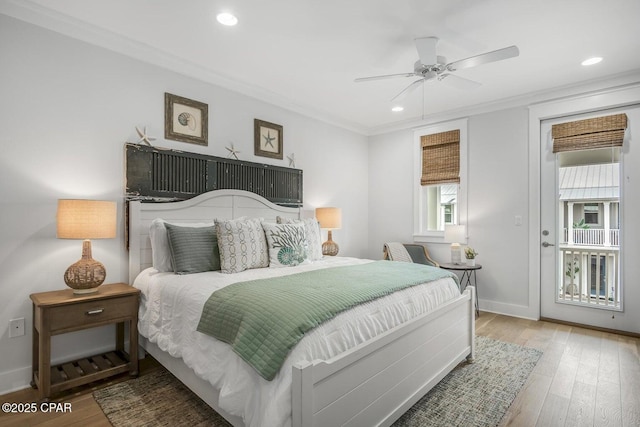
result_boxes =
[164,93,208,146]
[254,119,283,159]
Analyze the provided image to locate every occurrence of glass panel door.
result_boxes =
[540,114,623,326]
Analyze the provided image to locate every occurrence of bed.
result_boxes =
[128,189,475,427]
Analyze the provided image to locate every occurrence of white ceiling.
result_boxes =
[5,0,640,134]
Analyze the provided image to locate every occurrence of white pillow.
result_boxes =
[262,222,310,268]
[215,217,269,273]
[149,218,214,272]
[277,217,323,261]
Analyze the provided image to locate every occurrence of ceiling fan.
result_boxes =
[354,37,519,102]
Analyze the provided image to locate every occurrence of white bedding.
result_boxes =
[134,257,460,427]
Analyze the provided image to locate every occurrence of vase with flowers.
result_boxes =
[464,247,478,266]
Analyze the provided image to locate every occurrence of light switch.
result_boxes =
[515,215,523,226]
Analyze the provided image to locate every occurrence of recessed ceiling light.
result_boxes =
[216,12,238,26]
[581,57,602,66]
[391,106,404,112]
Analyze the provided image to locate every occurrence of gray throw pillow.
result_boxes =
[165,223,221,274]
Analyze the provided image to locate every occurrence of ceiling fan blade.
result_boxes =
[415,37,438,65]
[439,74,481,91]
[446,45,519,71]
[354,72,415,83]
[390,79,424,102]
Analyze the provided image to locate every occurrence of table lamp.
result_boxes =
[57,199,117,294]
[444,224,466,265]
[315,207,342,256]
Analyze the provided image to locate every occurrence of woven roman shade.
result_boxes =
[552,114,628,153]
[421,129,460,186]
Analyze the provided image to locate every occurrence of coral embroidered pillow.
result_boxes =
[262,222,309,268]
[215,217,269,273]
[277,217,323,261]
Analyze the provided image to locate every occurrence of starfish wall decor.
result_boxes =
[287,153,296,168]
[263,131,276,148]
[226,142,241,160]
[135,126,156,146]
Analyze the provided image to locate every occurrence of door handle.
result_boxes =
[542,241,555,247]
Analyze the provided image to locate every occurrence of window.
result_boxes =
[443,203,454,225]
[584,203,599,225]
[413,118,467,242]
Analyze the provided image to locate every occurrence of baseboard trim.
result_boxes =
[478,299,538,321]
[0,365,33,394]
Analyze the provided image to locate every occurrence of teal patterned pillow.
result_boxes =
[262,222,309,268]
[165,224,220,274]
[277,217,323,261]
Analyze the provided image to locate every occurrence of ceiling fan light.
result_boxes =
[424,70,438,81]
[391,106,404,112]
[216,12,238,26]
[581,57,602,66]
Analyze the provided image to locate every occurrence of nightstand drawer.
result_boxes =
[47,295,137,332]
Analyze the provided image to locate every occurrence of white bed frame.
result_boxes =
[128,189,475,427]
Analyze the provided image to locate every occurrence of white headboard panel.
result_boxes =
[128,189,301,283]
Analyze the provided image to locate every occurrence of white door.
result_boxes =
[540,109,629,328]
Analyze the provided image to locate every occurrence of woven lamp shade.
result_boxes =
[57,200,117,294]
[421,129,460,186]
[552,114,627,153]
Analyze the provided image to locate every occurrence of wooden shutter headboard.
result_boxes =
[125,143,303,207]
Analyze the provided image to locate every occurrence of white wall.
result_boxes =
[369,92,640,331]
[0,15,368,393]
[367,129,415,259]
[466,108,530,311]
[368,108,531,315]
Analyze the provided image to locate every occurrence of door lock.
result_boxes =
[542,241,555,247]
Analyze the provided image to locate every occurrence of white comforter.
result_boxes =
[134,257,460,427]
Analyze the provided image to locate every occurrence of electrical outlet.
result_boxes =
[9,318,25,338]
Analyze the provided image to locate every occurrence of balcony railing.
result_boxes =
[559,247,620,309]
[562,228,619,247]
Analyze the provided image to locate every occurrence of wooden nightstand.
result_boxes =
[30,283,140,400]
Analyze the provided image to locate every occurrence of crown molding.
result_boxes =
[367,70,640,136]
[3,1,639,138]
[0,0,369,136]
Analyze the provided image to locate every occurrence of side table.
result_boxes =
[30,283,139,400]
[440,263,482,317]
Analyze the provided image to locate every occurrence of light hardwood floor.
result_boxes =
[1,313,639,427]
